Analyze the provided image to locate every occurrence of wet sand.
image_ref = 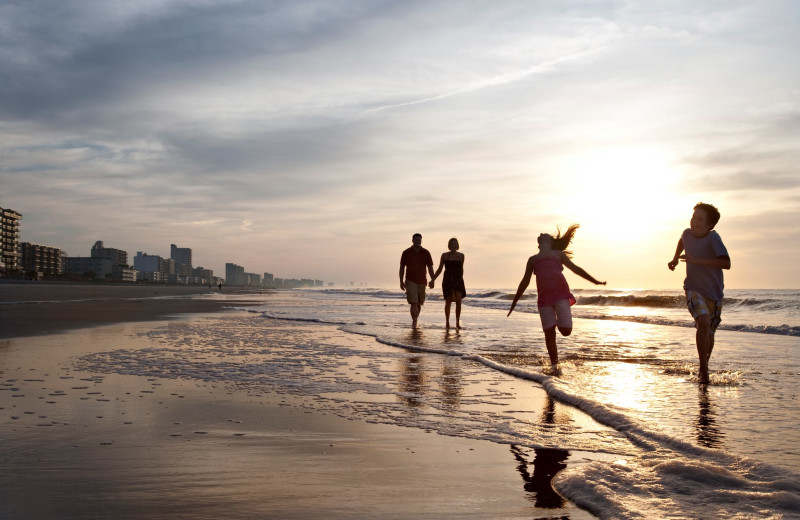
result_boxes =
[0,282,263,338]
[0,284,596,519]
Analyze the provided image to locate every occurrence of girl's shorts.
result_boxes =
[686,290,722,331]
[538,298,573,330]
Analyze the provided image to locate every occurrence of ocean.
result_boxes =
[79,287,800,519]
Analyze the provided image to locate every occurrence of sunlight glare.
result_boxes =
[565,147,680,242]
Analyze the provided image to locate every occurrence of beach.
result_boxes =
[0,283,598,519]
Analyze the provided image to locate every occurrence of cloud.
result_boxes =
[2,0,799,287]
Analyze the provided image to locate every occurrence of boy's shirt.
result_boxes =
[681,228,729,301]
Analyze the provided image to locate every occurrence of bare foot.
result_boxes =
[456,322,461,330]
[412,319,417,328]
[545,364,562,377]
[446,322,450,330]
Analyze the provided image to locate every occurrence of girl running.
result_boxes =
[508,225,606,366]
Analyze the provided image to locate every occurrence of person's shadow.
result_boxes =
[695,385,725,448]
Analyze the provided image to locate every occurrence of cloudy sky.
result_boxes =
[2,0,798,288]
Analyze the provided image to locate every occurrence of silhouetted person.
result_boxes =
[399,233,434,327]
[431,237,466,330]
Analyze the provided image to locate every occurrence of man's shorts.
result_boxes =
[686,290,722,331]
[405,280,426,305]
[538,298,573,330]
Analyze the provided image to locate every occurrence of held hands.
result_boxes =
[428,281,434,289]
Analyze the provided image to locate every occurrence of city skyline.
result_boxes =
[2,2,799,289]
[2,205,326,285]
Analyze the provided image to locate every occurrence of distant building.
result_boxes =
[225,263,245,287]
[91,241,127,267]
[91,240,136,281]
[20,242,62,277]
[134,252,169,282]
[63,257,114,279]
[263,272,274,288]
[170,244,192,277]
[245,272,262,287]
[192,266,214,285]
[0,207,22,274]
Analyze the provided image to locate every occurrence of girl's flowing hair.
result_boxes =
[552,224,579,258]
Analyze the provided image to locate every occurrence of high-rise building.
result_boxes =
[20,242,62,277]
[91,241,128,267]
[170,244,192,277]
[134,252,169,282]
[63,257,114,279]
[0,207,22,274]
[225,263,245,286]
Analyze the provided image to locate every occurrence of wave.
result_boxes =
[312,287,800,312]
[337,324,800,519]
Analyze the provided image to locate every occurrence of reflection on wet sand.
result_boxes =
[695,386,724,448]
[540,394,572,426]
[510,445,568,509]
[398,355,426,408]
[439,356,463,413]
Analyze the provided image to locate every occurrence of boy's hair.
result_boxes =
[694,203,721,229]
[552,224,579,258]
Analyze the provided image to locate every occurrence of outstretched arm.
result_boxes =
[668,239,684,271]
[562,253,606,285]
[508,257,535,316]
[431,253,446,282]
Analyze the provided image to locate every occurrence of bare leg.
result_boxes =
[410,303,420,327]
[707,331,715,364]
[453,292,463,329]
[444,298,452,329]
[557,327,572,337]
[695,315,712,384]
[544,326,559,365]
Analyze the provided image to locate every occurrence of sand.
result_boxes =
[0,283,595,519]
[0,282,264,338]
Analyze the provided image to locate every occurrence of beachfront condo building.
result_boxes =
[0,206,22,274]
[20,242,62,277]
[226,262,246,286]
[91,241,128,267]
[134,252,170,282]
[192,266,214,285]
[170,244,192,277]
[63,256,114,279]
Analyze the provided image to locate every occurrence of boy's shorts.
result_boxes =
[405,280,426,305]
[538,298,573,330]
[686,290,722,331]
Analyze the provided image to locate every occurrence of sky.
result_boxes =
[2,0,799,289]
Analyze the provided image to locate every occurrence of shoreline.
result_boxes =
[0,287,596,519]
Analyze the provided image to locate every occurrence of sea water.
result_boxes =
[81,287,800,518]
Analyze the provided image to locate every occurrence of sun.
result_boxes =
[561,146,681,242]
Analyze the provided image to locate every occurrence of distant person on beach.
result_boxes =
[431,237,466,330]
[399,233,435,327]
[668,202,731,384]
[508,225,606,367]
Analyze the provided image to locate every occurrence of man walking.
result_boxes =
[400,233,435,327]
